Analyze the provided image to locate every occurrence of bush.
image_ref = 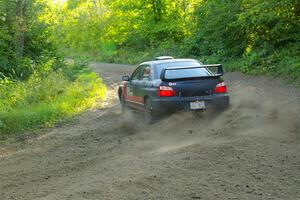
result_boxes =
[0,62,106,136]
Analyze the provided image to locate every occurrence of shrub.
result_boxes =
[0,62,106,136]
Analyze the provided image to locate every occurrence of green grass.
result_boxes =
[0,61,106,137]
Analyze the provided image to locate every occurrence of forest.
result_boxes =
[0,0,299,135]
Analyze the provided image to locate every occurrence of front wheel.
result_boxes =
[119,93,127,114]
[144,99,155,124]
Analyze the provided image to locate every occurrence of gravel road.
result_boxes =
[0,63,299,200]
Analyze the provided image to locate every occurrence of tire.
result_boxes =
[144,99,155,124]
[119,93,126,114]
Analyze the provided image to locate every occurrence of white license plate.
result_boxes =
[190,101,205,110]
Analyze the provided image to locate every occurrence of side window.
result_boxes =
[131,65,151,81]
[131,66,143,80]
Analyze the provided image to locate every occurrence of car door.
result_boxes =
[125,65,144,109]
[134,65,152,104]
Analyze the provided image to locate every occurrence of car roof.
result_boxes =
[140,58,200,67]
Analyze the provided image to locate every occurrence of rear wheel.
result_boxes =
[144,99,155,124]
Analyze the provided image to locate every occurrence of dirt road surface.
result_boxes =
[1,63,300,200]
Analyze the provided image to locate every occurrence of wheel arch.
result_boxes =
[144,95,150,104]
[118,87,123,101]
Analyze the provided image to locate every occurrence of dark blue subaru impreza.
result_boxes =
[118,56,229,123]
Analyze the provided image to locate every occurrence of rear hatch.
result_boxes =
[160,65,222,97]
[170,78,220,97]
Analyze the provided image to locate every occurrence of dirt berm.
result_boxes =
[0,63,299,200]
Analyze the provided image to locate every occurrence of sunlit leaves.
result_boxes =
[45,0,200,55]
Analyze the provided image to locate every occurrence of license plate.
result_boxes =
[190,101,205,110]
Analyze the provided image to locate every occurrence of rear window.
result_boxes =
[154,61,202,78]
[164,68,212,79]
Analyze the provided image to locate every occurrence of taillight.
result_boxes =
[214,82,227,93]
[158,86,176,97]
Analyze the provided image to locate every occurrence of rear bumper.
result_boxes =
[151,94,229,116]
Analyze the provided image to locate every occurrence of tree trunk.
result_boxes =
[151,0,163,22]
[16,0,25,57]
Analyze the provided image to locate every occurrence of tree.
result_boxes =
[0,0,56,79]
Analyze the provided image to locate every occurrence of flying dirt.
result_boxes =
[0,63,299,200]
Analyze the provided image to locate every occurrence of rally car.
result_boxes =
[118,56,229,123]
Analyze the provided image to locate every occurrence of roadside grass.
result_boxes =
[219,45,300,86]
[0,61,106,138]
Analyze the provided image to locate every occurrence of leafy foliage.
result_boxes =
[46,0,299,81]
[0,0,107,136]
[0,0,57,79]
[188,0,247,57]
[47,0,198,59]
[0,62,106,135]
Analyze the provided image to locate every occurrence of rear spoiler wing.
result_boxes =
[160,64,224,81]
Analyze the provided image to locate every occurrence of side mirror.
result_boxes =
[122,75,130,81]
